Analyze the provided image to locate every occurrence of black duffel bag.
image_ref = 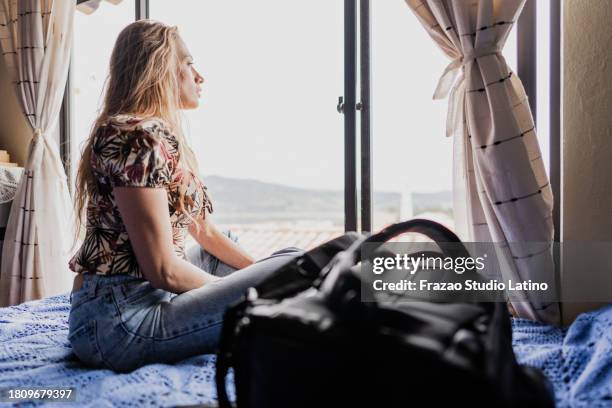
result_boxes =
[216,219,554,408]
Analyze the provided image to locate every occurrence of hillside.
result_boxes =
[202,175,452,227]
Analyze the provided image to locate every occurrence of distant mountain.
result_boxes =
[202,175,451,226]
[412,190,453,213]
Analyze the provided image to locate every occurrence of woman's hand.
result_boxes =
[189,216,255,270]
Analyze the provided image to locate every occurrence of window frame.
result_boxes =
[61,0,560,238]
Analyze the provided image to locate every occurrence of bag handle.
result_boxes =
[365,218,467,256]
[320,219,471,311]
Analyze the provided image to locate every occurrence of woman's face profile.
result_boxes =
[177,36,204,110]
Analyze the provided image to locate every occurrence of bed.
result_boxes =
[0,294,610,408]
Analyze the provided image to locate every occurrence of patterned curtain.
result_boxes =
[76,0,123,15]
[0,0,75,305]
[404,0,559,324]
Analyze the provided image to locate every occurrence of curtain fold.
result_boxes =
[405,0,559,324]
[0,0,76,306]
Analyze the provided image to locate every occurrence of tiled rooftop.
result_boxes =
[218,225,344,260]
[185,213,454,263]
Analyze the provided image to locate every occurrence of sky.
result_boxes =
[73,0,549,194]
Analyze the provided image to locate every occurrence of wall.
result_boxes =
[0,58,31,166]
[561,0,612,325]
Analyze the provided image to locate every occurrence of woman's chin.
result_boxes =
[181,100,200,110]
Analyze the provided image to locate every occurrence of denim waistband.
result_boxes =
[81,273,145,290]
[71,273,146,303]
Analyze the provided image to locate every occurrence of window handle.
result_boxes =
[338,97,364,113]
[337,96,344,114]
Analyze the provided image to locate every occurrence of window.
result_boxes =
[64,0,558,251]
[371,1,456,232]
[71,0,135,184]
[150,0,345,257]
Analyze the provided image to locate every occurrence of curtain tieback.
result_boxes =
[32,128,44,143]
[433,46,502,137]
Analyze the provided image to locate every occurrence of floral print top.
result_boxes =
[68,114,213,277]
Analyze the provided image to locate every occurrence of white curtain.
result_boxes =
[405,0,559,324]
[0,0,76,306]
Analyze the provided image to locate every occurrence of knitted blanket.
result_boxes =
[512,305,612,407]
[0,294,610,407]
[0,294,233,407]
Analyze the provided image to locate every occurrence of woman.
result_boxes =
[68,19,303,372]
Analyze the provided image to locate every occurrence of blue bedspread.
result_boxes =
[512,306,612,407]
[0,294,234,407]
[0,295,610,407]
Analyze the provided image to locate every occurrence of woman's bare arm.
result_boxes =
[114,187,220,293]
[189,216,255,270]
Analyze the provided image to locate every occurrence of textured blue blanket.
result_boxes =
[512,305,612,407]
[0,294,610,407]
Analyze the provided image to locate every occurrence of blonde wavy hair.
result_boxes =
[73,20,200,240]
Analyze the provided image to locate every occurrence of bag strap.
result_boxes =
[216,303,236,408]
[216,288,258,408]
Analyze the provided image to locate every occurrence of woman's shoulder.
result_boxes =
[97,114,172,140]
[91,114,175,188]
[92,114,179,157]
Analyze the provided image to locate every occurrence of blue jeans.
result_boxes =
[68,231,303,372]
